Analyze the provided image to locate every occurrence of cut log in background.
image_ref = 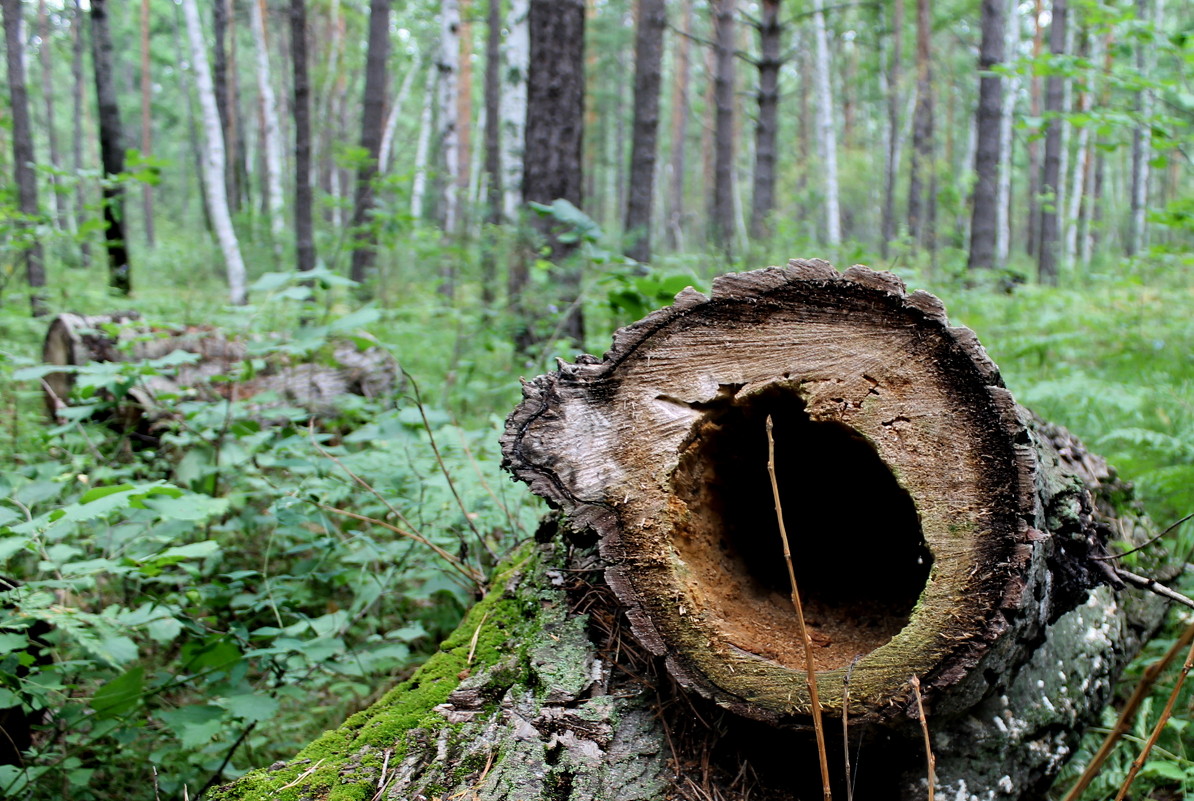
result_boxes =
[40,311,400,431]
[214,262,1177,801]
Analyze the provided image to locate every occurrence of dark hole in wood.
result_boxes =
[671,383,933,670]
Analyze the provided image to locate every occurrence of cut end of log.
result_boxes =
[503,261,1042,726]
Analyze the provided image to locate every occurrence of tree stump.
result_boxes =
[213,263,1174,801]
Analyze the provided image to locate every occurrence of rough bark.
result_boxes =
[749,0,781,242]
[3,0,47,315]
[212,263,1174,801]
[665,0,692,252]
[811,0,841,248]
[290,0,316,274]
[709,0,736,256]
[1036,0,1067,285]
[966,0,1005,271]
[90,0,132,296]
[348,0,391,285]
[881,0,903,258]
[623,0,666,263]
[182,0,248,305]
[523,0,586,346]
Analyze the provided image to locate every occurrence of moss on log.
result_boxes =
[216,262,1177,800]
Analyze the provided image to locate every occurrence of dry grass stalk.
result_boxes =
[1063,617,1194,801]
[1112,631,1194,801]
[910,676,936,801]
[765,415,832,800]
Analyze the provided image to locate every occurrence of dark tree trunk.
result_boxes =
[881,0,903,259]
[1036,0,1067,285]
[90,0,131,296]
[665,0,692,252]
[212,0,239,214]
[3,0,47,315]
[1026,0,1043,259]
[622,0,666,264]
[291,0,316,274]
[749,0,781,242]
[907,0,933,251]
[212,262,1175,801]
[480,0,503,306]
[348,0,391,286]
[966,0,1005,271]
[524,0,585,346]
[709,0,736,257]
[37,0,66,231]
[71,0,91,268]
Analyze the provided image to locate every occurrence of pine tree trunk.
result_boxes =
[480,0,503,305]
[90,0,132,297]
[623,0,666,263]
[182,0,247,305]
[290,0,316,274]
[812,0,841,247]
[907,0,933,251]
[1036,0,1067,285]
[665,0,692,252]
[212,262,1175,801]
[37,0,66,232]
[966,0,1005,271]
[3,0,47,315]
[250,0,285,259]
[880,0,903,259]
[348,0,391,285]
[749,0,781,242]
[709,0,736,257]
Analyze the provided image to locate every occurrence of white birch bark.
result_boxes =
[250,0,284,255]
[181,0,246,305]
[439,0,461,232]
[812,0,840,246]
[379,53,424,175]
[499,0,529,220]
[996,0,1019,267]
[411,67,437,219]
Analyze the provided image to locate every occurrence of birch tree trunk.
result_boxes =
[181,0,247,305]
[1026,0,1043,258]
[90,0,132,296]
[439,0,461,234]
[1064,33,1090,269]
[3,0,47,314]
[411,67,436,220]
[348,0,391,285]
[37,0,66,232]
[881,0,903,259]
[623,0,666,263]
[749,0,781,242]
[995,0,1018,267]
[1126,0,1156,257]
[250,0,285,258]
[290,0,316,274]
[1036,0,1067,285]
[812,0,841,248]
[966,0,1005,271]
[378,55,422,175]
[500,0,529,222]
[457,0,474,230]
[709,0,737,256]
[665,0,692,252]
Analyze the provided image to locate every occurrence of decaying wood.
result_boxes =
[40,312,399,425]
[215,262,1177,801]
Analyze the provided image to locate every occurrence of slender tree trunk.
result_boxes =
[995,0,1018,267]
[1026,0,1043,258]
[1064,30,1090,269]
[138,0,154,246]
[523,0,585,346]
[1083,28,1113,266]
[212,0,238,214]
[172,0,211,235]
[457,0,474,231]
[1126,0,1154,257]
[479,0,503,306]
[411,68,436,221]
[71,0,91,268]
[665,0,692,252]
[91,0,131,296]
[907,0,933,252]
[623,0,666,263]
[967,0,1005,271]
[1036,0,1067,284]
[291,0,316,273]
[749,0,781,242]
[500,0,528,222]
[812,0,841,248]
[881,0,903,258]
[250,0,285,258]
[709,0,736,256]
[3,0,47,314]
[438,0,461,234]
[379,55,423,175]
[182,0,247,304]
[37,0,66,232]
[347,0,390,285]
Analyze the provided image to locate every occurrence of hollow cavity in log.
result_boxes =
[670,382,932,672]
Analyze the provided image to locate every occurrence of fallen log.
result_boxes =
[212,262,1177,801]
[39,312,399,426]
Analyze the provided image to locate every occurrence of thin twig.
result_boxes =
[1064,618,1194,801]
[1113,566,1194,610]
[910,676,936,801]
[765,415,832,801]
[197,721,257,798]
[467,609,492,666]
[1092,511,1194,561]
[1113,632,1194,801]
[843,655,861,801]
[276,758,326,792]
